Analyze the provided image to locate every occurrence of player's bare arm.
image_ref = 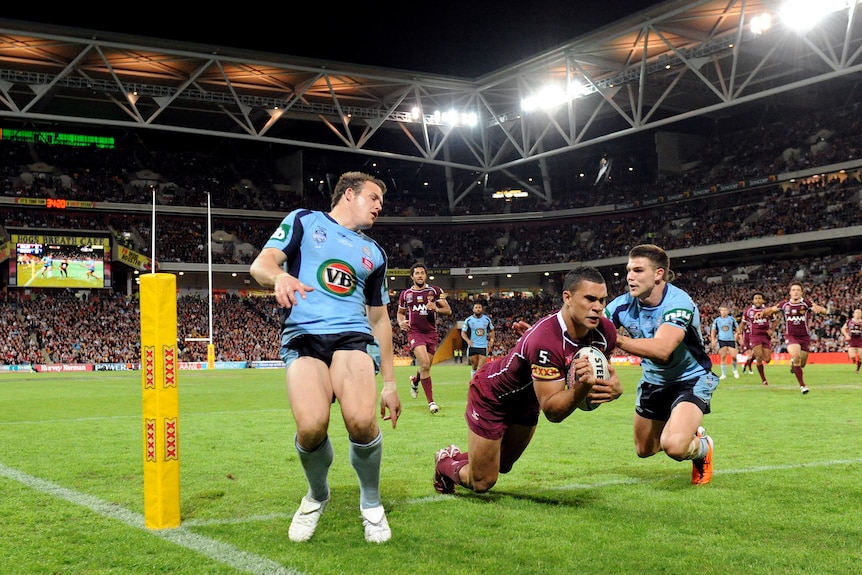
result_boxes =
[396,307,409,331]
[617,323,684,363]
[368,304,401,428]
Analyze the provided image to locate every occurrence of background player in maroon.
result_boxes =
[396,263,452,413]
[737,291,778,385]
[758,282,828,394]
[840,308,862,374]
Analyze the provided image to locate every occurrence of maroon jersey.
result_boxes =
[846,319,862,347]
[472,313,617,412]
[776,299,816,338]
[398,285,446,335]
[743,304,772,347]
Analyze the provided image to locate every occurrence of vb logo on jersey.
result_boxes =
[318,260,357,296]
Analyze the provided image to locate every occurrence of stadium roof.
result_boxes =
[1,1,862,204]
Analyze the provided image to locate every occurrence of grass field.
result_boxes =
[1,363,860,575]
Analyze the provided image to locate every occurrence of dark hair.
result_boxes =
[629,244,675,283]
[330,171,387,209]
[561,266,606,292]
[409,262,427,275]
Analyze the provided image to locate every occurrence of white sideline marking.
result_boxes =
[4,455,861,569]
[552,458,862,490]
[0,462,304,575]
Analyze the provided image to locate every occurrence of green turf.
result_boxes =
[1,363,860,574]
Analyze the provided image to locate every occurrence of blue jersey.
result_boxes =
[262,209,389,346]
[711,315,738,343]
[605,283,712,385]
[462,314,494,348]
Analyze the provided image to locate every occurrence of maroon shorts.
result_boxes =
[749,334,772,349]
[464,380,539,440]
[408,331,438,355]
[786,334,811,352]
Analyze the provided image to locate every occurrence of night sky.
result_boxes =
[2,1,666,76]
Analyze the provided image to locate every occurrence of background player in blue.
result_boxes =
[249,171,401,544]
[605,244,719,485]
[461,302,495,377]
[710,305,740,379]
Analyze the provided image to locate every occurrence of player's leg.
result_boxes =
[434,428,503,494]
[285,354,336,542]
[659,401,706,461]
[412,344,437,409]
[787,342,807,391]
[332,348,390,542]
[729,345,739,377]
[654,374,715,483]
[754,344,768,385]
[633,413,666,458]
[459,425,535,494]
[799,347,811,368]
[470,349,480,377]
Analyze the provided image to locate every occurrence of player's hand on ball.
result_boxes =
[586,364,623,405]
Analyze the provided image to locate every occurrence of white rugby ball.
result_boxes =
[571,346,608,411]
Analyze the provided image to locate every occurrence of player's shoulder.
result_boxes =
[662,283,695,307]
[284,207,318,222]
[607,292,631,309]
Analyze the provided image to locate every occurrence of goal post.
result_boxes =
[140,273,181,529]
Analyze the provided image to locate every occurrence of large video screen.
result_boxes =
[8,231,112,289]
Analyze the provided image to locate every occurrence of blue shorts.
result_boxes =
[634,372,719,421]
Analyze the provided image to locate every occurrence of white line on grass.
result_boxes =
[0,462,304,575]
[551,458,862,490]
[5,455,861,568]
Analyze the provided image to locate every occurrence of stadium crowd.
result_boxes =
[1,99,861,367]
[0,252,859,366]
[2,100,862,269]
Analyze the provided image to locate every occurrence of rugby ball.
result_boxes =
[571,346,608,411]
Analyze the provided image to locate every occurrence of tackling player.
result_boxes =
[606,244,718,485]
